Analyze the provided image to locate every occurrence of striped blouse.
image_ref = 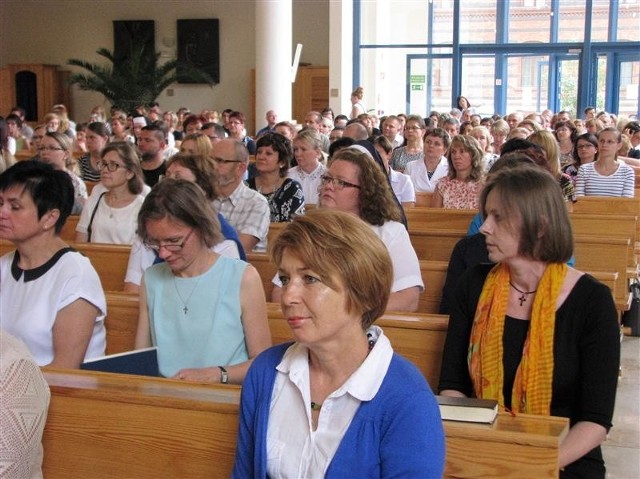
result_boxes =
[575,161,635,198]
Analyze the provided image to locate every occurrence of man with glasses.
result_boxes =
[201,122,226,145]
[211,139,269,253]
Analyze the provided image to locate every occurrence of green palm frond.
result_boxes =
[68,43,214,111]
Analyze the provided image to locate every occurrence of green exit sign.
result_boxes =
[411,84,424,91]
[410,75,426,83]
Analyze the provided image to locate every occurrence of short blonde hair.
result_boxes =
[271,209,392,328]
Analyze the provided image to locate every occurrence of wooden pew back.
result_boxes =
[42,368,568,479]
[43,368,241,479]
[103,292,449,390]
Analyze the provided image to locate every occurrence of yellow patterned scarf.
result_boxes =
[468,262,567,415]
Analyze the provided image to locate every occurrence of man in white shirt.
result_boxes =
[211,139,270,252]
[381,115,403,149]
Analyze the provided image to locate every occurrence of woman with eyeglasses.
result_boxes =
[389,114,426,173]
[38,131,87,214]
[123,153,245,294]
[272,148,423,312]
[575,127,635,198]
[248,133,305,222]
[75,142,145,244]
[562,133,598,185]
[134,179,271,383]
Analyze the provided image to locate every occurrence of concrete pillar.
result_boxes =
[255,0,292,128]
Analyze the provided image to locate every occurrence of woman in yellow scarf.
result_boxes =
[439,165,620,479]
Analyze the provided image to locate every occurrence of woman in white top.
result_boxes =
[350,86,366,119]
[0,161,106,367]
[275,148,424,312]
[405,127,450,193]
[76,142,145,244]
[372,135,415,207]
[287,128,326,205]
[575,127,635,198]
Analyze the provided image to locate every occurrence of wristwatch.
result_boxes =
[218,366,229,384]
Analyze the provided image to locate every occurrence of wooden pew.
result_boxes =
[405,207,477,231]
[103,291,449,390]
[409,228,466,262]
[414,191,434,207]
[573,235,632,310]
[42,368,568,479]
[42,368,241,479]
[60,214,80,242]
[104,291,139,355]
[246,252,278,300]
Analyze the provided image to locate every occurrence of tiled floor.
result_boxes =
[602,336,640,479]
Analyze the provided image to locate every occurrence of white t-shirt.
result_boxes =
[273,220,424,293]
[76,188,146,244]
[0,249,106,365]
[405,156,449,193]
[389,168,416,203]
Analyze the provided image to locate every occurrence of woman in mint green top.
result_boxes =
[134,179,271,384]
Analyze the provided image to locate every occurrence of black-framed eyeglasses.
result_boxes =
[96,160,126,172]
[144,229,193,252]
[319,175,361,190]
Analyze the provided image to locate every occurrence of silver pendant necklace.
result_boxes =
[173,275,202,315]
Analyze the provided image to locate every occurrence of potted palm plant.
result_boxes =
[68,43,214,112]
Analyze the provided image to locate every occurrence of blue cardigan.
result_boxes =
[232,343,445,478]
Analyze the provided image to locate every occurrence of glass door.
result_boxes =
[407,55,452,116]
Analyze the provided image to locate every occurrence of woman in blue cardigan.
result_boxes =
[233,209,445,478]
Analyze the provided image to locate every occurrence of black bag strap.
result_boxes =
[87,192,107,242]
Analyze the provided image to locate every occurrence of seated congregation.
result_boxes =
[0,98,636,478]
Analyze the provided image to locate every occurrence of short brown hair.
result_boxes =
[137,179,222,248]
[480,166,573,263]
[270,209,392,328]
[166,153,218,200]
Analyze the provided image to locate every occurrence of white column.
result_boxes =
[329,0,353,117]
[255,0,292,126]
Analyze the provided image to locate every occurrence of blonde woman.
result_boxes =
[287,128,326,204]
[350,86,366,119]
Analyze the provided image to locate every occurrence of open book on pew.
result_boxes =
[81,347,160,377]
[437,395,498,424]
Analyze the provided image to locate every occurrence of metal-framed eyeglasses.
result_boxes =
[319,175,361,190]
[144,229,194,252]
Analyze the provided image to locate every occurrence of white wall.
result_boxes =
[0,0,329,125]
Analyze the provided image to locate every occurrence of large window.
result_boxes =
[354,0,640,117]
